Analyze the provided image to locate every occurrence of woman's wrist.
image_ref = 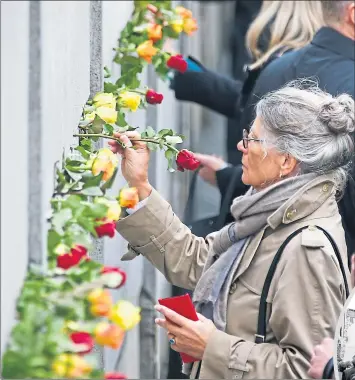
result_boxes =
[131,181,152,201]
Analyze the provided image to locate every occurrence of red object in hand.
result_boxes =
[146,89,164,104]
[176,149,201,172]
[70,332,95,354]
[95,220,116,238]
[167,55,188,73]
[105,373,127,379]
[57,245,88,270]
[158,293,199,363]
[101,266,127,289]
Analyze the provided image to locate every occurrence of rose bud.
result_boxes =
[146,89,164,105]
[167,54,188,73]
[183,17,198,35]
[136,40,158,63]
[70,332,95,355]
[95,219,116,238]
[105,372,127,379]
[109,301,141,331]
[176,149,201,172]
[146,4,158,14]
[118,187,139,209]
[56,245,88,270]
[94,322,125,349]
[101,266,127,289]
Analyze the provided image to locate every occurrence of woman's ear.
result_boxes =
[280,153,298,177]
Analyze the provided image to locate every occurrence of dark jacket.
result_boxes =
[218,27,355,260]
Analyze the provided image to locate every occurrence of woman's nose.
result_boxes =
[237,140,247,153]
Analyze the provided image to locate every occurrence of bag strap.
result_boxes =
[322,358,334,379]
[255,225,350,344]
[183,167,240,229]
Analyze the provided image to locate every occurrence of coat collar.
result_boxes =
[267,174,337,230]
[312,27,355,61]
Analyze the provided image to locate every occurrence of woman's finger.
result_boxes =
[155,305,189,327]
[108,140,124,155]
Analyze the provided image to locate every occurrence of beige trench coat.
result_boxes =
[116,175,350,379]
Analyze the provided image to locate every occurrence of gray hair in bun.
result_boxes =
[256,79,354,193]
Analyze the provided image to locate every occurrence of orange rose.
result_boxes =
[183,18,198,35]
[175,6,192,19]
[118,187,139,209]
[147,23,163,42]
[87,288,113,317]
[136,40,158,63]
[94,322,125,349]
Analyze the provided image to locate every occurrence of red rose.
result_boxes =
[95,220,116,238]
[57,245,88,270]
[105,372,127,379]
[176,149,201,172]
[101,266,127,289]
[146,89,164,105]
[70,332,95,354]
[167,55,188,73]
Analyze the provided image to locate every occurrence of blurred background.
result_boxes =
[1,0,242,378]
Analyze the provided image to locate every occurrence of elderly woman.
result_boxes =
[109,83,353,379]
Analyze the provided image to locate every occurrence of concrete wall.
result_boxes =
[1,0,231,377]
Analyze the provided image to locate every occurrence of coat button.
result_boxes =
[322,184,329,192]
[229,282,238,294]
[286,209,297,220]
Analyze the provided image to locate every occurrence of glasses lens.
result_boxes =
[243,130,248,149]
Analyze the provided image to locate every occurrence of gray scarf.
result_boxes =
[181,173,316,376]
[193,172,317,330]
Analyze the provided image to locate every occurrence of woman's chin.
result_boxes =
[241,172,251,186]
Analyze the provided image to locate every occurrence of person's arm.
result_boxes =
[201,235,345,378]
[171,70,243,118]
[116,188,214,290]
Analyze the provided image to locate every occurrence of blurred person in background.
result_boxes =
[110,83,353,379]
[171,0,325,164]
[176,0,355,264]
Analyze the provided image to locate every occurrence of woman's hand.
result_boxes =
[154,304,216,360]
[307,338,333,379]
[108,131,152,200]
[193,153,228,186]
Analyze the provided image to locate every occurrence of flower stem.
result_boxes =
[73,133,127,148]
[73,133,180,153]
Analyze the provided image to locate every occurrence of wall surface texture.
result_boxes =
[1,0,231,377]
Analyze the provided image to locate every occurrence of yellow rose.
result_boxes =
[95,197,122,221]
[52,354,92,379]
[93,92,117,109]
[92,148,119,181]
[170,19,184,34]
[85,111,96,122]
[136,40,158,63]
[118,91,141,112]
[96,106,118,124]
[87,288,114,317]
[109,300,141,331]
[147,23,163,42]
[183,18,198,35]
[118,187,139,209]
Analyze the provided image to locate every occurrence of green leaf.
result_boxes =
[157,129,173,137]
[103,66,111,79]
[101,167,118,191]
[104,81,118,93]
[47,229,62,254]
[75,146,90,160]
[89,115,104,134]
[165,135,183,144]
[82,172,104,189]
[103,124,114,136]
[145,126,156,138]
[81,187,103,196]
[87,203,108,218]
[147,142,158,151]
[52,209,73,233]
[165,149,175,160]
[116,111,128,127]
[80,138,93,152]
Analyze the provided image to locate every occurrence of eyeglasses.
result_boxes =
[242,129,265,149]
